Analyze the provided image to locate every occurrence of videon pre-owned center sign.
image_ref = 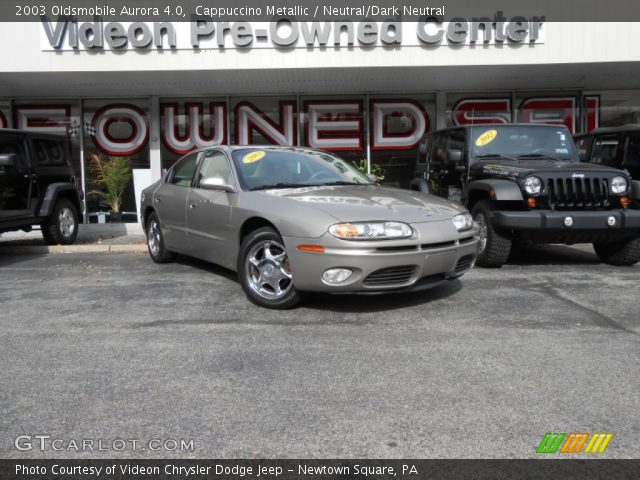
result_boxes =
[40,13,545,50]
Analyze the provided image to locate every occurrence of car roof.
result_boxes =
[576,124,640,135]
[0,128,68,141]
[194,145,331,155]
[421,123,571,137]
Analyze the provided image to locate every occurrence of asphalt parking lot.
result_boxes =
[1,246,639,459]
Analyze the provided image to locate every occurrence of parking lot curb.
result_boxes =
[0,244,148,255]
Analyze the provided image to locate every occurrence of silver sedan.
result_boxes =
[141,147,480,309]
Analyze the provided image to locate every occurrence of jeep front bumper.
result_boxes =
[493,209,640,231]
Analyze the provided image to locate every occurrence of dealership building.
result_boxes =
[1,16,639,221]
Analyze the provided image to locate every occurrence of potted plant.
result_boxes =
[89,153,133,222]
[352,158,385,182]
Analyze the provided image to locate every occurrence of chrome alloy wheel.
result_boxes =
[148,219,161,257]
[59,207,76,238]
[475,213,488,254]
[245,240,293,300]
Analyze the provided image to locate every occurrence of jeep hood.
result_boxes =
[471,158,621,179]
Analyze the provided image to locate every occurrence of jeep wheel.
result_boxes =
[471,200,512,268]
[238,227,306,309]
[42,198,79,245]
[593,237,640,266]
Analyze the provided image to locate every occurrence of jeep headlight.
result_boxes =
[452,213,474,231]
[329,222,413,240]
[611,176,628,195]
[524,176,542,196]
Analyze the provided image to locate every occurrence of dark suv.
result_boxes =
[411,124,640,267]
[574,124,640,181]
[0,129,82,244]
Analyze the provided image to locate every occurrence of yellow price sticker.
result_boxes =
[242,150,266,163]
[475,130,497,146]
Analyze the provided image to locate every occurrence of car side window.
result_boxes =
[445,130,466,167]
[169,153,199,187]
[429,134,448,167]
[591,134,620,167]
[33,139,67,167]
[417,136,429,164]
[196,151,232,187]
[622,134,640,168]
[0,135,28,170]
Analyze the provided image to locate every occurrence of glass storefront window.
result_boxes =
[82,99,150,222]
[588,90,640,128]
[160,97,227,170]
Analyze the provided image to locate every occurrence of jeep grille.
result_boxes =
[545,177,610,210]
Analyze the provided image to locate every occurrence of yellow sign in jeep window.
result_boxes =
[475,130,497,147]
[242,150,266,164]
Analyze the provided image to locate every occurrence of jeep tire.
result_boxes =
[472,200,512,268]
[593,237,640,266]
[42,198,79,245]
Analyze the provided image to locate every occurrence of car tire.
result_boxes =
[471,200,512,268]
[238,227,306,309]
[146,212,176,263]
[41,198,79,245]
[593,237,640,266]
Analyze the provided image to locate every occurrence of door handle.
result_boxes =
[154,196,162,203]
[189,202,197,209]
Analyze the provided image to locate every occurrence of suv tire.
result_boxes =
[593,237,640,266]
[146,212,176,263]
[238,227,306,309]
[472,200,512,268]
[42,198,79,245]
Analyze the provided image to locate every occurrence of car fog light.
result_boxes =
[564,216,573,227]
[607,216,616,227]
[322,268,353,284]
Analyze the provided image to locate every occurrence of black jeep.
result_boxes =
[0,129,82,244]
[574,124,640,181]
[411,124,640,267]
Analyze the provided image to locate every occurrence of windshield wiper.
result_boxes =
[476,153,518,161]
[249,183,316,191]
[319,181,371,186]
[518,153,565,162]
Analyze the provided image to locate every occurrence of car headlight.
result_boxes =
[328,222,413,240]
[452,212,474,231]
[611,176,628,195]
[524,176,542,196]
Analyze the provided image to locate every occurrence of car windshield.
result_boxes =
[230,148,374,191]
[470,126,577,161]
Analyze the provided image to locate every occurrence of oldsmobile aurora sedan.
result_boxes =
[140,147,480,309]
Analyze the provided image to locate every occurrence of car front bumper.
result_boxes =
[283,221,480,293]
[493,209,640,231]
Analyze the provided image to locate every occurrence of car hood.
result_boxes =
[258,185,463,223]
[472,159,621,179]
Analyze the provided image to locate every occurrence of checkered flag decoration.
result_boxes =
[67,121,80,138]
[85,122,96,136]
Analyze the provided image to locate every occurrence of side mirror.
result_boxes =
[578,150,588,162]
[0,153,16,167]
[447,149,462,163]
[200,176,236,193]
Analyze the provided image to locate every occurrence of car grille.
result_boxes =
[454,255,474,274]
[545,176,610,209]
[363,266,418,287]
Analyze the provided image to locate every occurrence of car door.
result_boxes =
[153,152,200,253]
[621,132,640,180]
[187,149,237,268]
[0,133,32,221]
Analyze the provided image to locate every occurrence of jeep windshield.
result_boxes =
[470,125,577,161]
